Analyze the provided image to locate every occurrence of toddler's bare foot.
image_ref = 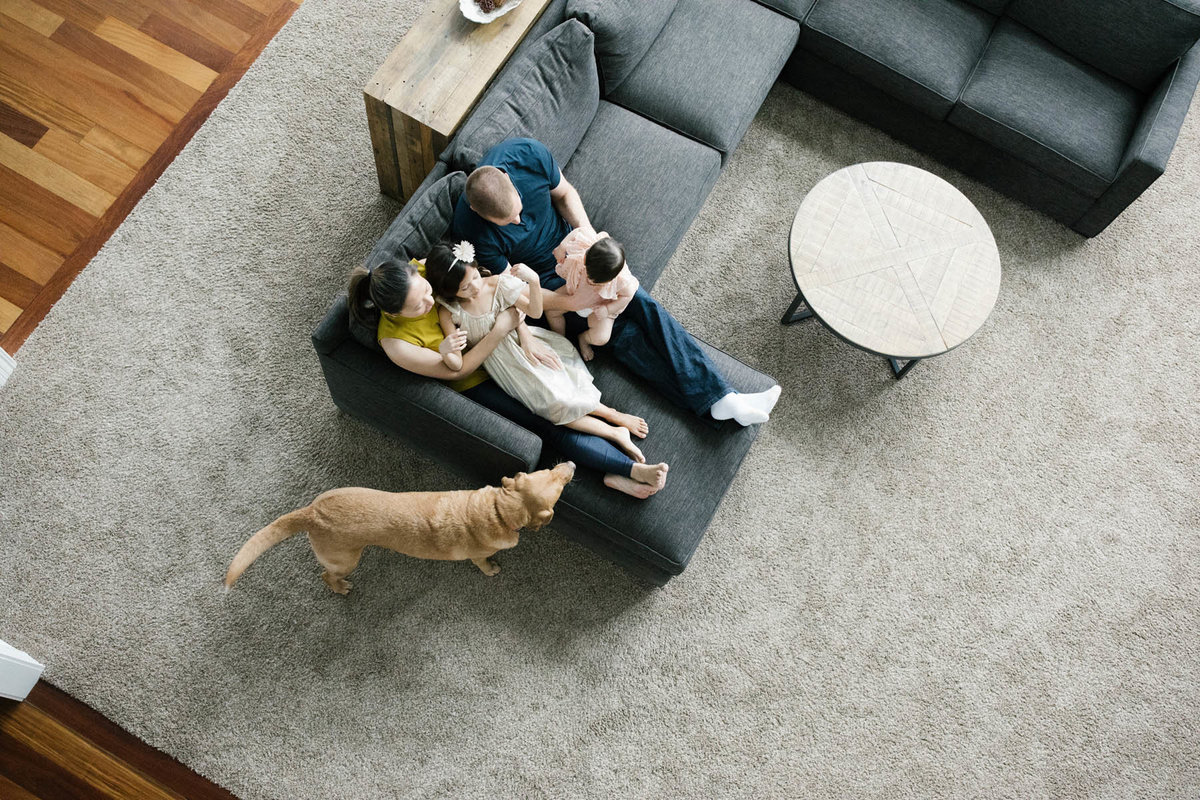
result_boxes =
[610,426,645,463]
[578,338,594,361]
[630,461,669,492]
[604,473,657,499]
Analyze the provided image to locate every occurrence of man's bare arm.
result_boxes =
[550,173,591,230]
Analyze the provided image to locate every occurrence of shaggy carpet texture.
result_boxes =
[2,0,1198,797]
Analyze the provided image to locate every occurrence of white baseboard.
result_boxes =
[0,640,44,701]
[0,347,14,388]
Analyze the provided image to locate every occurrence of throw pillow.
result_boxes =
[351,170,466,351]
[441,20,599,173]
[566,0,678,95]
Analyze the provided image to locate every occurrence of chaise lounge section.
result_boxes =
[316,0,1200,583]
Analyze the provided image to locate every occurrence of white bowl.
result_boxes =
[459,0,523,23]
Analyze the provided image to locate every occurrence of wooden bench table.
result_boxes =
[363,0,553,202]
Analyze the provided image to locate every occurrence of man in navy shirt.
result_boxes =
[452,137,780,426]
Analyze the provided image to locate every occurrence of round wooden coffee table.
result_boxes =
[782,162,1001,379]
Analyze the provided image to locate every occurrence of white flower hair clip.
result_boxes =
[452,240,475,264]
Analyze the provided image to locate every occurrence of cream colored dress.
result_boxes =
[443,274,601,425]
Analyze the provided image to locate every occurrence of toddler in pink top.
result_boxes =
[546,226,640,361]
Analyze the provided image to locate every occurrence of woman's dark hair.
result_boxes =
[347,257,417,326]
[425,241,489,301]
[585,237,626,284]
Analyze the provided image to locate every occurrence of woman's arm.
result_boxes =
[380,306,520,379]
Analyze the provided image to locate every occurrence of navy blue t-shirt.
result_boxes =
[452,138,573,276]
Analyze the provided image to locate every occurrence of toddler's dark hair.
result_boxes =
[585,237,626,284]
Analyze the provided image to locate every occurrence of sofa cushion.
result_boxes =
[950,19,1144,197]
[564,0,677,95]
[751,0,815,22]
[564,101,722,289]
[440,20,598,173]
[354,170,466,350]
[961,0,1008,13]
[1006,0,1200,92]
[801,0,997,120]
[545,339,776,577]
[608,0,799,160]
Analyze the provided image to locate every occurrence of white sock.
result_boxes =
[709,385,781,426]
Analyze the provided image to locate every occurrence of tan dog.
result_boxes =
[224,461,575,594]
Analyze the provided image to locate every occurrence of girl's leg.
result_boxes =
[590,403,648,439]
[464,381,633,476]
[566,415,645,463]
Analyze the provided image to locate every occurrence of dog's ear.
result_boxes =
[501,475,515,489]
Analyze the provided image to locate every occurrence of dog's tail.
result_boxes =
[223,507,312,589]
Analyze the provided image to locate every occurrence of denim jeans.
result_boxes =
[542,275,731,417]
[463,380,634,477]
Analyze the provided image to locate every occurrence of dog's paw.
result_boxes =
[472,557,501,576]
[322,573,353,594]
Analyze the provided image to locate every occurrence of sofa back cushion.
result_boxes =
[441,20,599,173]
[565,0,678,95]
[1005,0,1200,91]
[352,171,466,351]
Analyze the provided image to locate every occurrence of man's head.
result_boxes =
[466,166,522,226]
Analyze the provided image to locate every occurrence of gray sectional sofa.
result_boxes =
[314,0,1200,583]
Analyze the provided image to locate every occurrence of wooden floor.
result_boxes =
[1,682,238,799]
[1,0,301,796]
[0,0,300,353]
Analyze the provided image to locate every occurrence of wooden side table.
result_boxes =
[364,0,554,203]
[783,162,1001,379]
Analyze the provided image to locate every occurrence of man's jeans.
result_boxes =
[542,274,730,417]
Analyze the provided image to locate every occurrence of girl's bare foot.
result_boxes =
[604,473,657,499]
[609,426,645,463]
[630,461,669,492]
[578,338,595,361]
[598,408,648,438]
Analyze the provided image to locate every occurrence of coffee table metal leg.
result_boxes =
[888,357,920,379]
[781,292,813,325]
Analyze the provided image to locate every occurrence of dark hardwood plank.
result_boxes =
[139,12,232,72]
[1,0,301,352]
[0,723,107,800]
[1,701,185,800]
[24,683,239,800]
[0,164,95,254]
[0,99,47,147]
[0,772,40,800]
[50,20,201,117]
[0,261,42,307]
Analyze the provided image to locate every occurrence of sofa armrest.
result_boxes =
[313,296,544,480]
[1073,41,1200,236]
[312,293,351,355]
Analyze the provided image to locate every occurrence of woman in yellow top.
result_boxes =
[347,253,668,499]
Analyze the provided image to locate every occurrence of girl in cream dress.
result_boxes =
[429,241,650,463]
